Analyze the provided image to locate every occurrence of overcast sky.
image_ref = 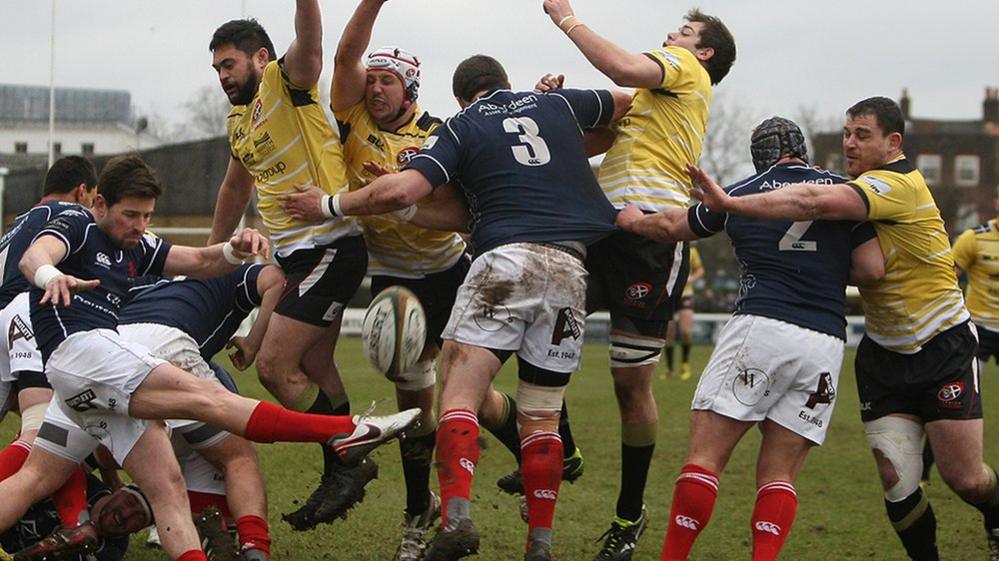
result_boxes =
[4,0,998,136]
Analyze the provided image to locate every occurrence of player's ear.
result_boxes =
[887,132,903,152]
[696,46,715,62]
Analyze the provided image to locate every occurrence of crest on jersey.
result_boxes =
[937,381,965,409]
[251,99,264,125]
[397,146,420,166]
[95,252,111,269]
[623,282,653,308]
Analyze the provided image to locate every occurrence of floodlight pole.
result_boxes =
[47,0,57,168]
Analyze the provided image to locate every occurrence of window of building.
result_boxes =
[955,155,980,187]
[14,142,27,154]
[917,154,942,185]
[81,143,95,156]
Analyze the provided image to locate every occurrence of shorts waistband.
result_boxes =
[536,241,586,262]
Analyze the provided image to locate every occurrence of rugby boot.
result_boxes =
[394,491,442,561]
[524,539,552,561]
[329,407,421,466]
[195,507,239,561]
[988,528,999,561]
[240,545,269,561]
[311,457,379,524]
[146,525,161,548]
[497,448,585,495]
[593,507,648,561]
[13,521,98,561]
[0,545,12,561]
[424,518,480,561]
[679,363,692,381]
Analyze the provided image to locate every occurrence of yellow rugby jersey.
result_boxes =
[847,154,968,353]
[597,45,712,212]
[682,246,702,298]
[952,220,999,331]
[227,59,360,256]
[335,101,465,278]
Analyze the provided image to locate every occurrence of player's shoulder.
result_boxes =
[968,220,997,236]
[644,45,699,70]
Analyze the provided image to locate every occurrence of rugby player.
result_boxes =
[8,154,417,561]
[690,97,999,561]
[663,245,702,381]
[539,2,736,558]
[618,117,885,561]
[952,188,999,367]
[206,0,370,518]
[306,53,631,561]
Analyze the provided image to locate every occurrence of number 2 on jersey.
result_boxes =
[779,221,818,252]
[503,117,551,167]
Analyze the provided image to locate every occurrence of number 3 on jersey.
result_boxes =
[503,117,551,167]
[779,221,818,252]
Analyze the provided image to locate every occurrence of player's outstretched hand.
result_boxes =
[534,73,565,93]
[226,336,257,371]
[40,275,100,307]
[687,164,729,212]
[615,205,644,233]
[229,228,271,261]
[280,183,327,223]
[543,0,574,25]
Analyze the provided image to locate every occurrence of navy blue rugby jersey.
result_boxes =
[120,264,263,361]
[688,162,876,340]
[29,209,172,361]
[0,201,86,309]
[405,89,618,257]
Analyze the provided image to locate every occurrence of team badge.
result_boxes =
[805,372,836,409]
[397,146,420,166]
[733,368,771,406]
[624,282,652,308]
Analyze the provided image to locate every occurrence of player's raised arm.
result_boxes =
[283,0,324,87]
[20,235,98,307]
[615,205,698,243]
[543,0,663,88]
[163,228,270,278]
[331,0,385,112]
[229,264,285,370]
[208,157,256,244]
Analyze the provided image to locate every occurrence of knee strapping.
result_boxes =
[20,402,48,434]
[865,416,925,502]
[516,382,565,423]
[395,360,436,392]
[609,333,665,368]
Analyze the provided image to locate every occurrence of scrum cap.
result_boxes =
[750,116,808,173]
[366,46,421,102]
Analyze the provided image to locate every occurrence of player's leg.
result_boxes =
[677,306,694,381]
[662,320,677,377]
[750,421,811,561]
[0,444,81,534]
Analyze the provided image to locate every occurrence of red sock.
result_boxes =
[521,432,562,534]
[751,481,798,561]
[188,491,231,519]
[0,440,31,481]
[53,467,88,527]
[435,409,479,526]
[177,550,209,561]
[243,401,355,443]
[236,515,271,556]
[661,464,719,561]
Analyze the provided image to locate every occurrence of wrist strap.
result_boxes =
[222,242,245,265]
[34,264,64,290]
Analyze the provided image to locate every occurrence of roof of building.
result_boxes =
[0,84,132,127]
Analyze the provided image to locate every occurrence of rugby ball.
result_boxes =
[362,286,427,381]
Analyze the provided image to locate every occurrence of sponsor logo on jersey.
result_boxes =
[624,282,652,308]
[805,372,836,409]
[760,177,834,191]
[551,307,582,345]
[8,314,33,345]
[65,389,98,412]
[656,50,682,69]
[254,161,287,183]
[366,134,386,152]
[397,146,420,166]
[861,176,892,195]
[674,515,700,531]
[754,521,781,536]
[937,381,966,409]
[533,489,557,500]
[95,252,111,269]
[253,131,276,157]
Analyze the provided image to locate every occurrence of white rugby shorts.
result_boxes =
[691,314,844,445]
[0,292,44,383]
[443,243,588,373]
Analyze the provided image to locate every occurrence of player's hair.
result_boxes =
[43,156,97,196]
[209,19,276,61]
[452,55,510,103]
[847,97,906,137]
[685,9,736,85]
[97,154,163,207]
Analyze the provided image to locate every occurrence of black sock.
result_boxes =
[681,343,691,364]
[616,443,655,521]
[885,488,939,561]
[558,400,576,459]
[664,346,675,370]
[400,429,436,515]
[921,441,934,481]
[484,393,522,464]
[308,394,348,476]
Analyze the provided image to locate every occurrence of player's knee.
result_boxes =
[939,468,989,502]
[515,381,565,435]
[865,416,923,501]
[19,402,48,439]
[608,333,665,369]
[394,359,436,392]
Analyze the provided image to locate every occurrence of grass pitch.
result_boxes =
[3,339,998,560]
